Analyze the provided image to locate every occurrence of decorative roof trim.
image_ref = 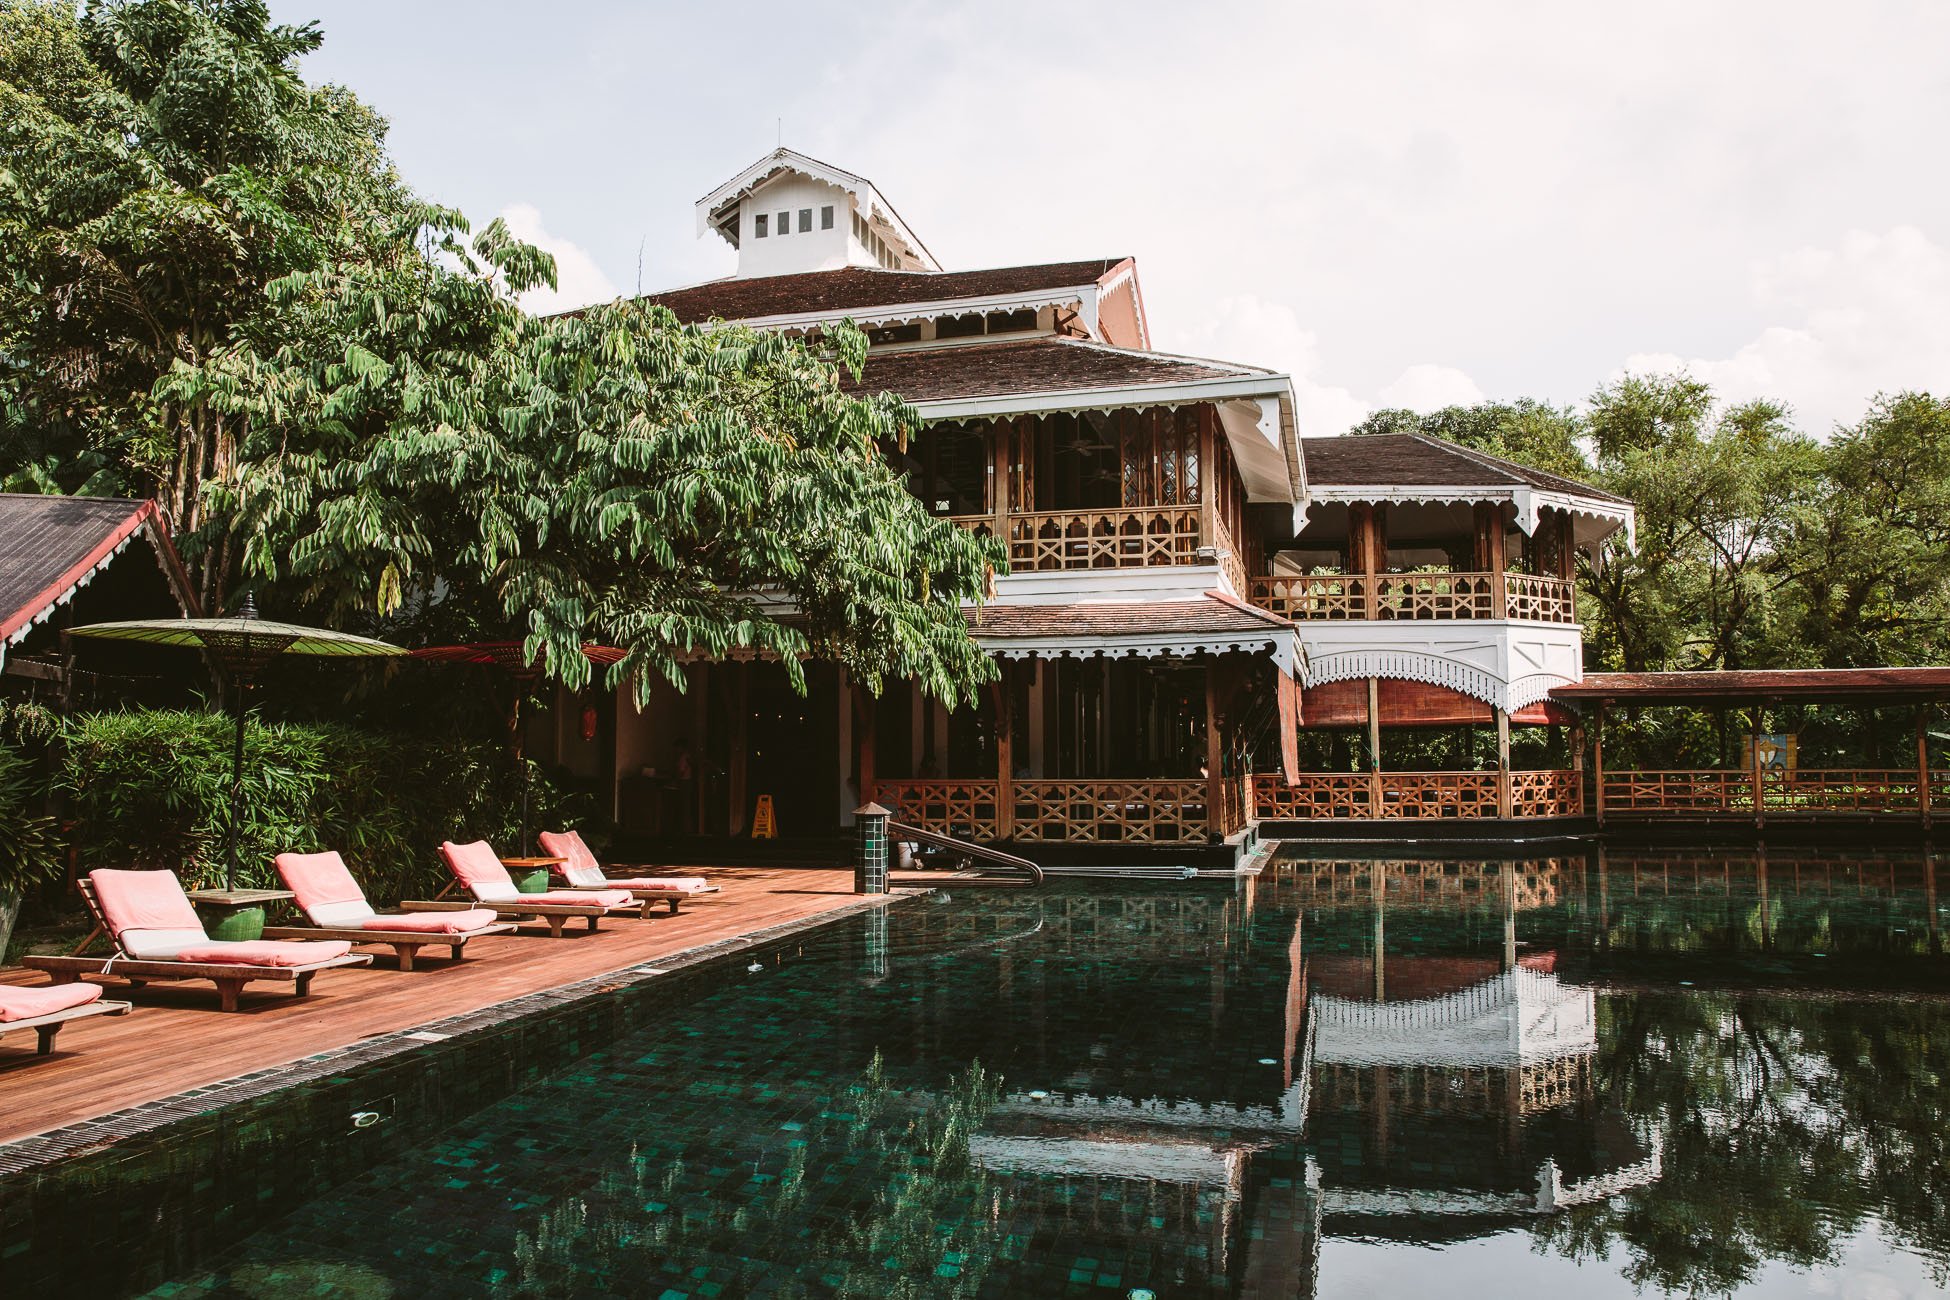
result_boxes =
[727,285,1092,334]
[1301,483,1635,548]
[1301,647,1576,715]
[978,627,1299,675]
[911,369,1292,422]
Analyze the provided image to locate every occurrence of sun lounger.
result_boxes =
[537,829,721,917]
[21,870,370,1012]
[0,982,131,1056]
[400,840,635,937]
[265,851,516,970]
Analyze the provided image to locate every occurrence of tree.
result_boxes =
[3,0,1001,706]
[0,0,408,604]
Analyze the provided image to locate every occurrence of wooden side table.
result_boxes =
[499,856,566,895]
[187,888,295,942]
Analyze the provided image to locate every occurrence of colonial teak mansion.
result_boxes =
[525,150,1946,858]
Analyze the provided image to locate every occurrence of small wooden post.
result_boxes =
[991,418,1012,541]
[1495,707,1513,820]
[1198,408,1218,551]
[1750,702,1766,833]
[1354,504,1380,620]
[1206,660,1226,840]
[994,669,1014,840]
[1918,705,1933,833]
[1366,676,1383,817]
[1593,704,1607,828]
[1488,508,1509,620]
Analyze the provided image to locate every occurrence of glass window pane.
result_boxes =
[754,213,768,238]
[821,205,835,230]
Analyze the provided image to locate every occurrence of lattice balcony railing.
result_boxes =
[872,780,1000,840]
[1247,574,1368,620]
[1252,771,1584,820]
[1011,780,1209,843]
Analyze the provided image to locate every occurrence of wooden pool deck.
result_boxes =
[0,867,871,1146]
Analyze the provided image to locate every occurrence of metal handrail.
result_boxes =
[888,819,1045,886]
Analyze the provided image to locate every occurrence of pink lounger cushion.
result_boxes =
[0,982,105,1022]
[275,850,366,911]
[89,868,202,935]
[441,839,515,890]
[524,890,634,909]
[538,829,708,892]
[360,910,500,934]
[604,877,712,892]
[169,940,353,967]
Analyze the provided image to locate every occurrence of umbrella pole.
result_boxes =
[226,678,249,891]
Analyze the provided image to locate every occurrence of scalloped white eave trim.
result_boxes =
[1303,652,1573,714]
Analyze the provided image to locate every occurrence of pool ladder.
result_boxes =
[887,820,1046,888]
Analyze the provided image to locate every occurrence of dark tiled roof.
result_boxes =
[1555,668,1950,702]
[969,594,1291,640]
[641,259,1128,324]
[846,337,1257,405]
[0,495,159,643]
[1300,432,1629,505]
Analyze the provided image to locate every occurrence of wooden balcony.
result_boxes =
[954,506,1203,572]
[1251,770,1584,820]
[1247,571,1577,623]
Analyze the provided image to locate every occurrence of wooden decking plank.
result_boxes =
[0,867,862,1145]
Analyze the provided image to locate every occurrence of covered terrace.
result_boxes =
[1554,668,1950,829]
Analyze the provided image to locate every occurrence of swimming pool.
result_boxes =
[30,846,1950,1296]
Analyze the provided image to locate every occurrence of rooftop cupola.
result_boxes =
[696,148,939,279]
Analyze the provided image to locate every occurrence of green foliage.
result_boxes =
[1,0,1002,709]
[0,738,62,894]
[58,708,590,898]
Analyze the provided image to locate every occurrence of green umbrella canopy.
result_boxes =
[68,612,404,674]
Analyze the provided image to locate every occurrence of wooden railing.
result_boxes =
[1251,770,1584,820]
[1246,571,1577,623]
[1375,571,1496,619]
[1510,769,1584,818]
[875,777,1216,841]
[1601,768,1944,817]
[1248,574,1368,620]
[1011,780,1209,843]
[953,506,1202,572]
[872,780,1000,840]
[1503,573,1577,623]
[1211,513,1249,601]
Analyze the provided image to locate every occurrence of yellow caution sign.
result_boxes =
[751,793,778,839]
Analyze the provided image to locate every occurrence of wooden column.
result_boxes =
[1198,408,1218,550]
[994,669,1014,840]
[729,665,750,836]
[1593,704,1607,828]
[854,685,876,815]
[1366,676,1383,816]
[1488,507,1509,619]
[1918,705,1933,833]
[1495,707,1513,820]
[1570,717,1587,818]
[1750,702,1766,833]
[991,419,1012,540]
[1206,659,1226,840]
[1353,503,1381,619]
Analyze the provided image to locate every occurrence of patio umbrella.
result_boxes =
[67,595,405,887]
[410,641,626,854]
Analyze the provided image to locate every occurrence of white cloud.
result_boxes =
[1376,364,1486,414]
[498,203,619,315]
[1619,226,1950,433]
[1166,294,1372,437]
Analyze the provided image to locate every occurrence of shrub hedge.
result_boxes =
[58,710,595,902]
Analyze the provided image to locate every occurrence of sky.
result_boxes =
[283,1,1950,437]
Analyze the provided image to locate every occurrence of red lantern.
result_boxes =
[581,701,599,741]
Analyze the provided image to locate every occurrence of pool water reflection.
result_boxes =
[149,847,1950,1298]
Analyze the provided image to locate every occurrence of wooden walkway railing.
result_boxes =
[1251,770,1584,820]
[875,778,1216,843]
[1600,768,1946,817]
